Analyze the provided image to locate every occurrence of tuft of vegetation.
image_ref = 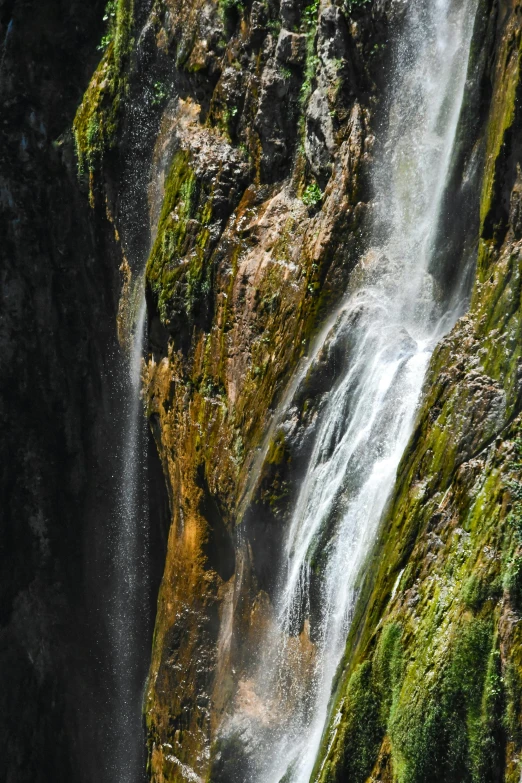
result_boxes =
[152,81,168,107]
[504,555,522,609]
[299,0,320,122]
[97,0,117,50]
[73,0,134,200]
[301,182,323,207]
[503,438,522,610]
[302,0,320,28]
[218,0,244,20]
[267,18,281,36]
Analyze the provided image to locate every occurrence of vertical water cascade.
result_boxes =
[109,277,149,783]
[224,1,479,781]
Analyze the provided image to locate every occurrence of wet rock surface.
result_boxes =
[5,0,522,781]
[73,0,522,779]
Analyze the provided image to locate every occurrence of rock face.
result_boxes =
[0,1,116,781]
[0,2,169,781]
[73,0,392,778]
[5,0,522,782]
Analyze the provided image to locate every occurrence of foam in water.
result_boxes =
[222,1,478,781]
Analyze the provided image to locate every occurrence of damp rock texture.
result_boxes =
[75,0,522,780]
[74,0,395,778]
[7,0,522,781]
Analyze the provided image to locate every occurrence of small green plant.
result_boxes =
[219,0,244,15]
[97,0,117,50]
[103,0,117,21]
[504,555,522,609]
[302,182,323,207]
[300,54,319,105]
[267,18,282,35]
[302,0,319,29]
[152,81,168,107]
[371,43,386,56]
[97,33,112,51]
[222,104,239,133]
[298,0,320,126]
[280,66,292,80]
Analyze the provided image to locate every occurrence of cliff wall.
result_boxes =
[74,0,397,779]
[7,0,522,781]
[0,1,117,780]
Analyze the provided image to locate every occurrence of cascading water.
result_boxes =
[224,1,479,781]
[108,277,149,783]
[102,60,172,783]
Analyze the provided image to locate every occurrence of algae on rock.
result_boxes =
[73,0,134,195]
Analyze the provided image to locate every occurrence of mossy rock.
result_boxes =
[73,0,134,196]
[146,150,215,342]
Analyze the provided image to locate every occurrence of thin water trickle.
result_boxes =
[110,279,149,783]
[223,1,479,781]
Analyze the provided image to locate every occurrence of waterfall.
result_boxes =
[109,277,149,783]
[223,1,479,781]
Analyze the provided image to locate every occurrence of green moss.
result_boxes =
[390,618,499,783]
[373,622,404,721]
[316,624,403,783]
[298,0,320,135]
[503,555,522,610]
[504,658,522,746]
[73,0,134,196]
[324,660,383,783]
[146,151,214,331]
[266,431,287,466]
[461,573,495,611]
[479,32,522,240]
[471,641,505,783]
[320,617,501,783]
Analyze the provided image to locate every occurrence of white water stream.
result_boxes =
[226,1,479,781]
[109,280,149,783]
